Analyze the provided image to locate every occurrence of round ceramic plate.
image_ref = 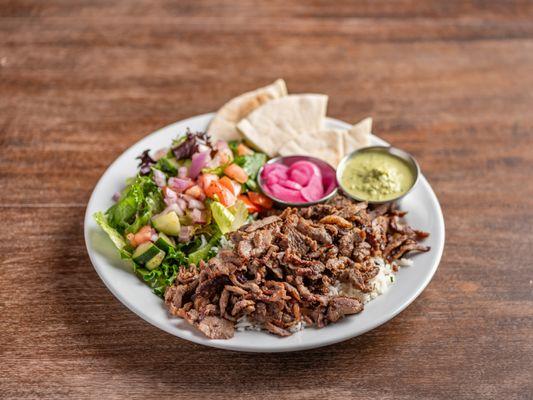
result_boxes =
[84,113,445,353]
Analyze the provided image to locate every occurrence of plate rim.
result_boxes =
[84,113,445,353]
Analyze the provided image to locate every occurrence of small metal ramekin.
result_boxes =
[336,146,420,204]
[257,155,339,207]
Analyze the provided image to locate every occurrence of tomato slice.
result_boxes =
[238,194,261,213]
[237,143,253,156]
[198,174,219,191]
[206,181,236,207]
[185,184,205,200]
[219,176,241,196]
[131,225,153,247]
[248,191,274,209]
[224,163,248,184]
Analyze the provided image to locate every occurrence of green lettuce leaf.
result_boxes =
[210,201,235,234]
[133,245,188,297]
[228,140,240,154]
[234,153,267,192]
[155,156,178,175]
[201,164,227,177]
[188,233,222,265]
[105,175,164,234]
[93,212,131,257]
[234,153,267,179]
[229,200,249,231]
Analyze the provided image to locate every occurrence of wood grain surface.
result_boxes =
[1,1,532,399]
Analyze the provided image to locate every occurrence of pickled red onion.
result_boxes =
[261,160,325,203]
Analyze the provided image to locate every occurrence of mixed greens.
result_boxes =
[94,131,271,297]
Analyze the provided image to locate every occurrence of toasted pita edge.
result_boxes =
[278,129,344,167]
[236,94,328,156]
[207,79,288,142]
[344,117,372,153]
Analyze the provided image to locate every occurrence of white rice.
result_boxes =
[235,315,263,332]
[235,315,307,333]
[337,257,395,303]
[235,256,411,333]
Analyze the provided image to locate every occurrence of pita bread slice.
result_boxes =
[207,79,288,142]
[237,94,328,157]
[343,117,372,154]
[278,129,344,167]
[277,117,372,167]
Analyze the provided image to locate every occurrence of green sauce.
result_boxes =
[341,150,415,202]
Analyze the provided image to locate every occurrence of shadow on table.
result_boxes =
[52,215,412,394]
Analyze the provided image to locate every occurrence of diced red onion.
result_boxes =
[215,140,229,151]
[190,208,206,224]
[163,187,177,202]
[164,203,184,217]
[164,197,176,206]
[178,166,188,179]
[182,194,193,202]
[112,191,121,202]
[206,152,222,169]
[168,177,194,193]
[151,233,159,242]
[178,226,194,243]
[176,197,187,211]
[197,144,211,153]
[188,198,205,210]
[189,151,211,179]
[153,169,167,188]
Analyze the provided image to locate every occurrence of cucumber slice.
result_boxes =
[152,211,181,236]
[132,242,161,264]
[157,157,178,175]
[155,233,175,252]
[146,249,165,270]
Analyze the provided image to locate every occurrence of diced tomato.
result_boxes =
[219,176,241,196]
[131,225,153,247]
[231,181,242,196]
[219,176,233,193]
[248,191,274,209]
[205,181,236,207]
[218,150,230,165]
[224,163,248,184]
[237,143,253,156]
[238,194,261,213]
[185,184,205,200]
[198,173,219,191]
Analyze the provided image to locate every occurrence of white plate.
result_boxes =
[84,113,445,353]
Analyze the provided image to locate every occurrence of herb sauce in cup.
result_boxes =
[338,147,418,203]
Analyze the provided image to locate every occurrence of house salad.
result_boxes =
[94,130,271,296]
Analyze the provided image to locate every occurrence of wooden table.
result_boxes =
[1,1,532,399]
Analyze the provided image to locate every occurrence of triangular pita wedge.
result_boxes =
[278,130,344,167]
[277,117,372,167]
[207,79,288,142]
[237,94,328,157]
[343,117,372,154]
